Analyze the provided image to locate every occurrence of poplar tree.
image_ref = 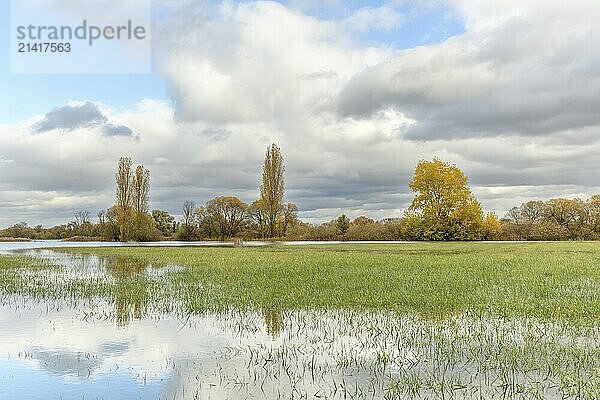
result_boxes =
[115,157,133,241]
[132,165,150,214]
[131,164,151,240]
[259,144,285,238]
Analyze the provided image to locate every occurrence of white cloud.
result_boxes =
[340,4,405,33]
[155,1,392,123]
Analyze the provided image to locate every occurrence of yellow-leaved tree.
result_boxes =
[483,212,503,240]
[406,158,484,240]
[260,144,285,238]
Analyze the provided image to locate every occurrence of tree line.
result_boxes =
[1,149,598,242]
[501,197,600,240]
[173,144,299,241]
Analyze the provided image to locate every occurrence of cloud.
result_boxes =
[154,1,393,124]
[340,4,405,33]
[337,0,600,140]
[102,124,134,137]
[33,102,135,137]
[33,102,108,132]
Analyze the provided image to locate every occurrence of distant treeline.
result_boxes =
[2,148,599,242]
[501,197,600,240]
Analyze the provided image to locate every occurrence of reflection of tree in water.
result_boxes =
[263,308,283,338]
[102,256,148,327]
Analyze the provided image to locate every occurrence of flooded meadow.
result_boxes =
[0,244,599,399]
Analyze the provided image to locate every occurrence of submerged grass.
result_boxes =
[210,309,600,399]
[1,242,599,322]
[1,243,600,398]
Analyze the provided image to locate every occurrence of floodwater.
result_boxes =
[0,239,419,254]
[0,240,267,253]
[1,249,599,399]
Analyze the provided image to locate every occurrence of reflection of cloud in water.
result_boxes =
[30,347,102,379]
[1,298,598,399]
[0,246,598,399]
[98,340,130,357]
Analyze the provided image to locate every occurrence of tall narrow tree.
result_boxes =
[131,164,151,240]
[259,144,285,238]
[115,157,133,241]
[132,165,150,215]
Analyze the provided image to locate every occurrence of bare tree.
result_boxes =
[260,144,285,238]
[521,200,545,223]
[177,200,196,241]
[97,210,106,225]
[281,203,298,236]
[205,196,248,240]
[248,199,267,238]
[74,210,91,226]
[182,200,195,227]
[505,207,523,224]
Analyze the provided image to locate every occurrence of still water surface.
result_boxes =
[0,240,416,253]
[0,248,598,399]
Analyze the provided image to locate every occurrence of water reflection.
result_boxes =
[1,296,600,399]
[104,257,149,327]
[29,347,102,378]
[2,297,599,399]
[263,308,283,338]
[1,250,599,399]
[0,240,412,254]
[13,250,178,327]
[103,256,148,280]
[0,240,277,254]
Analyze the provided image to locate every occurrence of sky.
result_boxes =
[1,0,600,227]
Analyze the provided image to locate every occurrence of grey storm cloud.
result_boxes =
[337,1,600,140]
[34,102,107,132]
[33,102,134,137]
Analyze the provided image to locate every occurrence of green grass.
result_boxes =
[1,242,600,321]
[2,243,600,397]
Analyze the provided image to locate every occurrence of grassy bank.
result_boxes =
[1,242,599,321]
